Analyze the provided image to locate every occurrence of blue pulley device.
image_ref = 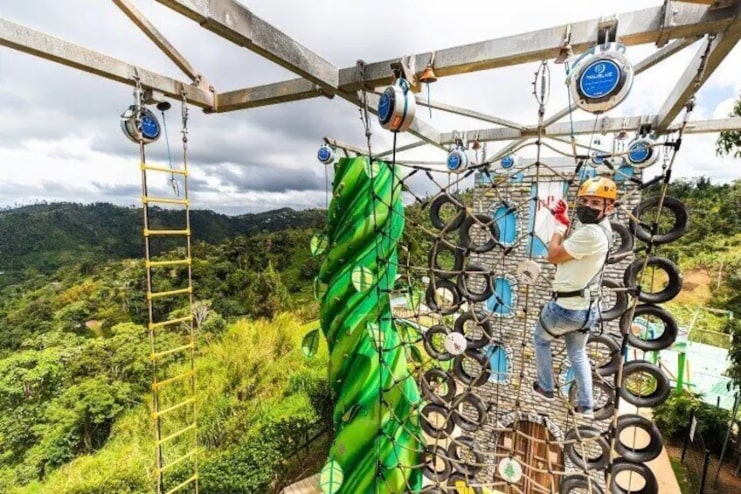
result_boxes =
[501,154,517,169]
[567,42,634,114]
[447,144,470,174]
[120,105,161,145]
[590,151,609,166]
[317,144,335,165]
[626,136,661,169]
[378,78,416,132]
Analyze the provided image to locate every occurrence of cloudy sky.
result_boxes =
[0,0,739,214]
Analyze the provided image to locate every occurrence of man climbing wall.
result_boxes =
[532,177,617,418]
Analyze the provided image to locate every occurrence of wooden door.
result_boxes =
[496,420,563,493]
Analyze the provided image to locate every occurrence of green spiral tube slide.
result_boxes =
[316,156,422,494]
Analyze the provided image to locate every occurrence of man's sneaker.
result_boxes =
[574,406,595,419]
[533,382,554,401]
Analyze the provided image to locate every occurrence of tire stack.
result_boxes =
[604,195,689,494]
[421,192,503,493]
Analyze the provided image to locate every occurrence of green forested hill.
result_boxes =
[0,202,325,285]
[0,179,739,493]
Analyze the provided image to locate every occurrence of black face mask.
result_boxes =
[575,204,603,224]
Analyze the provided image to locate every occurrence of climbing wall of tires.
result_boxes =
[410,149,690,494]
[312,51,696,494]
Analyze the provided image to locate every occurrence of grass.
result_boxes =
[670,457,692,494]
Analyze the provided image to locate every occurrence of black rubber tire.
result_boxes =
[560,475,605,494]
[615,414,664,463]
[420,488,446,494]
[429,241,465,280]
[620,304,679,352]
[623,256,683,304]
[452,393,488,432]
[453,350,491,387]
[457,265,494,303]
[598,278,629,321]
[426,279,463,315]
[568,378,616,421]
[422,445,451,481]
[587,334,621,377]
[446,473,482,493]
[630,196,689,245]
[459,214,500,253]
[607,221,634,264]
[423,325,454,361]
[421,488,446,494]
[421,403,455,438]
[421,368,457,405]
[447,436,485,476]
[619,360,671,408]
[564,426,610,471]
[609,457,658,494]
[430,193,466,231]
[454,311,493,350]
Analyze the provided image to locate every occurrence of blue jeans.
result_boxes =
[533,300,597,409]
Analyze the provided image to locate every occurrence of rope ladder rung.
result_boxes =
[154,397,196,418]
[142,164,188,176]
[143,196,190,206]
[149,315,194,329]
[164,474,198,494]
[144,228,191,236]
[158,450,198,474]
[148,287,192,299]
[151,343,195,361]
[152,370,194,390]
[156,423,196,445]
[147,258,191,268]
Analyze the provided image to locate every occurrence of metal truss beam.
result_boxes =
[113,0,207,88]
[216,79,328,111]
[440,116,741,143]
[657,13,741,129]
[0,17,214,109]
[337,3,737,91]
[154,0,338,91]
[182,3,735,114]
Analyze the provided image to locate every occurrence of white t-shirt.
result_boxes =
[552,219,611,310]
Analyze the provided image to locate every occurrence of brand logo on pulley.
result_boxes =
[629,141,651,163]
[501,155,515,169]
[448,154,461,170]
[318,148,330,161]
[579,59,620,99]
[378,93,392,121]
[140,114,160,140]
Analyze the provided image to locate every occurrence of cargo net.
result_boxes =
[313,57,699,494]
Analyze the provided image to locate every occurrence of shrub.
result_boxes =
[653,392,732,454]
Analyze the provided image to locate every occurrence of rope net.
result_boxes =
[308,36,716,491]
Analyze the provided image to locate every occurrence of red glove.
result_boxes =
[551,199,570,227]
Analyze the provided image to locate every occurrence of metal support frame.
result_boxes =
[0,1,738,149]
[0,0,737,152]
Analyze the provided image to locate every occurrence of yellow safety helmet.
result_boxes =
[578,177,617,201]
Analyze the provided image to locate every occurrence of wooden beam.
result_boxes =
[0,17,214,109]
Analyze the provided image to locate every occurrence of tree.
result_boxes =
[716,94,741,158]
[250,262,290,320]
